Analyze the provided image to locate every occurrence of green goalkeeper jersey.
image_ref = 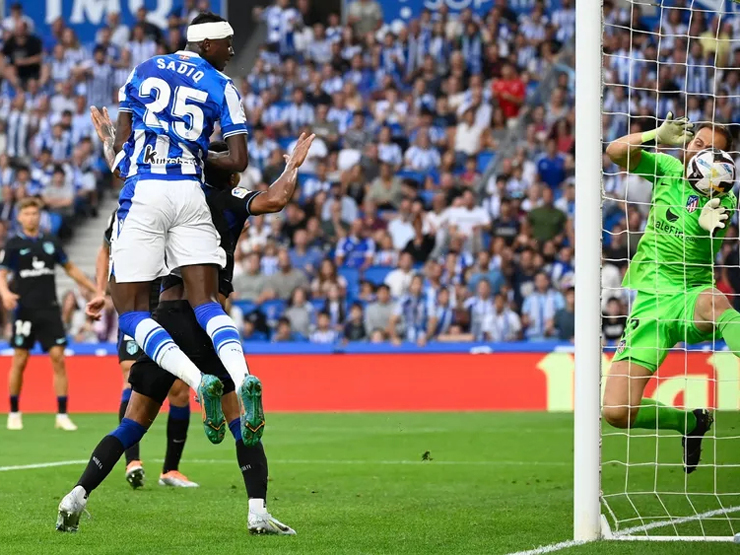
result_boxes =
[622,151,737,293]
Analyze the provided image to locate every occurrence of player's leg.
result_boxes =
[37,308,76,430]
[48,346,76,431]
[695,286,740,352]
[7,347,30,431]
[167,186,264,445]
[56,358,174,532]
[110,181,208,392]
[179,264,264,446]
[159,379,198,488]
[119,354,145,488]
[222,392,295,535]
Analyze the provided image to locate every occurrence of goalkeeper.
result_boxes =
[604,114,738,474]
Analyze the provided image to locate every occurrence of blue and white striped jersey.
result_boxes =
[116,50,248,181]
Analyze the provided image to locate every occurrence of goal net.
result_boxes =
[576,0,740,543]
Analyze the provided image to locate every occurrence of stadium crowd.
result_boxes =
[7,0,739,345]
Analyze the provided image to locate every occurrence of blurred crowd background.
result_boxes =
[2,0,739,345]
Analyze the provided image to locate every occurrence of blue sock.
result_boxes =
[169,404,190,421]
[193,302,247,385]
[117,311,201,389]
[57,396,68,414]
[229,418,242,442]
[119,311,176,363]
[121,388,132,403]
[9,395,19,413]
[110,418,147,450]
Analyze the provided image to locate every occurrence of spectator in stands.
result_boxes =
[322,283,346,330]
[443,189,491,250]
[602,297,627,344]
[522,272,565,341]
[347,0,383,36]
[311,259,348,299]
[41,166,74,219]
[464,278,495,341]
[428,286,454,339]
[269,248,309,300]
[364,283,394,338]
[2,21,43,87]
[483,293,522,342]
[272,317,303,343]
[367,162,403,210]
[385,251,414,299]
[390,274,429,346]
[344,302,367,342]
[310,311,339,343]
[554,287,575,342]
[336,219,375,270]
[322,182,358,225]
[233,252,271,303]
[289,229,322,278]
[536,139,567,190]
[284,287,314,338]
[468,251,504,295]
[403,214,436,264]
[528,187,567,243]
[374,232,399,267]
[491,63,525,120]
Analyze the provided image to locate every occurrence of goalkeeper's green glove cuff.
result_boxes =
[641,129,657,144]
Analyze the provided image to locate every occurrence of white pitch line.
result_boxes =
[503,505,740,555]
[0,460,87,472]
[503,539,591,555]
[615,505,740,536]
[0,458,569,472]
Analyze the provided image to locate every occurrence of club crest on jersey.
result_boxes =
[43,242,55,255]
[686,195,699,213]
[616,339,626,354]
[126,341,139,356]
[231,187,249,199]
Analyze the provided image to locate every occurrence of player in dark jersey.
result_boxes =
[56,124,315,534]
[0,198,104,432]
[94,214,196,489]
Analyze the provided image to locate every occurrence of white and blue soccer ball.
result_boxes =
[686,147,736,197]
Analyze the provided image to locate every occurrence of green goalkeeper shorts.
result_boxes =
[612,286,718,373]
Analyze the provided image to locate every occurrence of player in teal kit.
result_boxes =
[604,114,740,473]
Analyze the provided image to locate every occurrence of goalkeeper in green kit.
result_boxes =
[604,113,739,474]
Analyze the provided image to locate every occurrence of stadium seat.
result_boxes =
[363,265,392,286]
[310,298,326,314]
[259,299,286,326]
[233,300,257,315]
[396,170,426,185]
[277,136,297,151]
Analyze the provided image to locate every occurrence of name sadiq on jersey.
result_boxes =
[155,58,205,83]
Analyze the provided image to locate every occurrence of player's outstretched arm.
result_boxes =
[250,132,316,216]
[606,112,694,171]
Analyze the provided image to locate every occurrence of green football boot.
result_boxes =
[197,375,226,444]
[239,375,265,446]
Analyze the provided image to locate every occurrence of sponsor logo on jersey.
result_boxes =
[231,187,250,199]
[142,144,198,167]
[43,242,55,255]
[686,195,699,213]
[19,248,31,255]
[19,257,54,278]
[665,207,679,222]
[126,341,139,356]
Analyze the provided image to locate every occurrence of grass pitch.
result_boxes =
[0,412,738,555]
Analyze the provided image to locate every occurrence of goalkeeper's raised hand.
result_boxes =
[643,112,695,147]
[698,197,729,234]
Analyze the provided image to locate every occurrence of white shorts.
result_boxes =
[110,177,226,283]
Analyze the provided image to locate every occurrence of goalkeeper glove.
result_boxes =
[641,112,694,146]
[698,197,729,234]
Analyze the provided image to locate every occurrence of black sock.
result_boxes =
[9,395,19,413]
[57,396,67,414]
[162,406,190,473]
[235,440,268,500]
[76,435,125,495]
[118,399,140,464]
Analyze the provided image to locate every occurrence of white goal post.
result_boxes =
[575,0,739,544]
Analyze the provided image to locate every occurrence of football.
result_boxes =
[686,147,737,197]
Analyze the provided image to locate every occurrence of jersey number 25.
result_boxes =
[139,77,208,141]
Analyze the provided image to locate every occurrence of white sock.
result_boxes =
[133,318,202,390]
[249,498,267,514]
[205,315,250,387]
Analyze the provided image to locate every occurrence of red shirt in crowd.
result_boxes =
[492,77,525,119]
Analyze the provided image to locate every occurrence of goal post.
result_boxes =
[575,0,740,544]
[573,0,603,543]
